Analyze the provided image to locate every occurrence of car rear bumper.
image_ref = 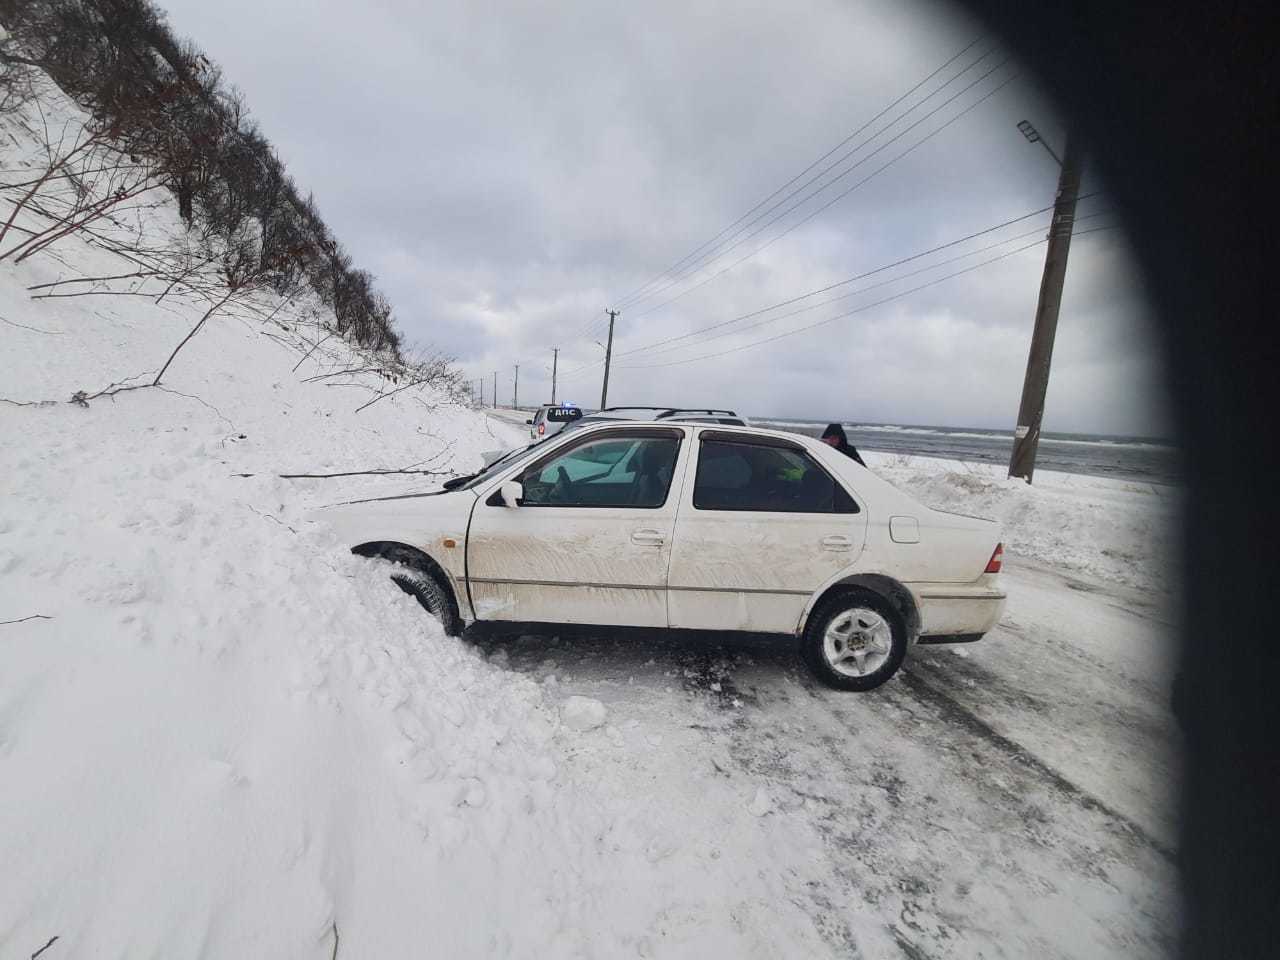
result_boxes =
[910,582,1007,640]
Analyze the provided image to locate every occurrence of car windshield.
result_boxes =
[448,439,550,490]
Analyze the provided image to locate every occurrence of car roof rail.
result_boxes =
[593,406,741,419]
[657,408,739,418]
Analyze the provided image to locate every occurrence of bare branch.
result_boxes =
[293,331,334,372]
[27,268,165,291]
[354,374,436,413]
[277,468,451,479]
[2,316,64,335]
[152,288,238,386]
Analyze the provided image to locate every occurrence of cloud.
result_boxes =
[156,0,1169,436]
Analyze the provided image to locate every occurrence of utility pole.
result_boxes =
[513,363,519,410]
[600,309,618,410]
[492,370,498,409]
[1008,130,1083,484]
[551,348,559,404]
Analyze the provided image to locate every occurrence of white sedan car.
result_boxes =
[322,421,1006,690]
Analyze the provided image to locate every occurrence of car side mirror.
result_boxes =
[499,480,523,508]
[525,418,533,425]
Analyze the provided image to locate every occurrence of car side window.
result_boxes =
[693,439,859,513]
[519,434,681,508]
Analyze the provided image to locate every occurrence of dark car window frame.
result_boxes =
[692,434,860,514]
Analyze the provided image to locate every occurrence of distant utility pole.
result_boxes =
[1008,127,1083,484]
[513,363,519,410]
[600,309,619,410]
[492,370,498,409]
[551,347,559,404]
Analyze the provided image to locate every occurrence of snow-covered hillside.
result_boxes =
[3,83,1178,958]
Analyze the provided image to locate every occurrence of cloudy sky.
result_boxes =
[158,0,1167,437]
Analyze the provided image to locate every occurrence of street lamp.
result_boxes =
[1017,119,1063,167]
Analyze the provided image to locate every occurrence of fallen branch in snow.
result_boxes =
[275,468,452,479]
[257,328,303,353]
[301,365,384,384]
[27,267,166,292]
[353,374,436,413]
[261,441,457,480]
[1,614,52,626]
[292,331,334,372]
[154,386,236,430]
[246,504,297,533]
[77,368,155,404]
[330,922,339,960]
[30,934,59,959]
[1,315,64,334]
[152,288,238,386]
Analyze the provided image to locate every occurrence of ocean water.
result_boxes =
[750,419,1181,484]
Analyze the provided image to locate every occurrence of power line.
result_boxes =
[572,309,612,338]
[564,197,1101,375]
[611,35,989,312]
[632,214,1117,361]
[612,198,1102,362]
[617,46,1006,315]
[571,44,1015,358]
[614,225,1118,371]
[629,224,1063,361]
[626,64,1019,321]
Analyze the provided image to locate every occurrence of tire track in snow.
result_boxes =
[896,668,1176,864]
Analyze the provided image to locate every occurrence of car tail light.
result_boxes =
[537,422,545,435]
[985,543,1003,574]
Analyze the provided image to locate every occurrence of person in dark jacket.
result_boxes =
[820,422,866,467]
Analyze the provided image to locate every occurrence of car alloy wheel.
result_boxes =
[822,607,894,678]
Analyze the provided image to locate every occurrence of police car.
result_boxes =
[527,403,583,440]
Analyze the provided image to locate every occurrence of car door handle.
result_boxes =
[822,535,853,551]
[631,529,666,546]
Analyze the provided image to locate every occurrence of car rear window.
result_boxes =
[693,439,858,513]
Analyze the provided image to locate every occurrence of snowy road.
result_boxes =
[470,558,1180,958]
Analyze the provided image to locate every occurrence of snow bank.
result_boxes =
[1,83,838,958]
[0,86,602,956]
[866,452,1180,592]
[560,695,608,732]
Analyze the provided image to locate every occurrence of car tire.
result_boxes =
[801,589,907,691]
[391,571,463,637]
